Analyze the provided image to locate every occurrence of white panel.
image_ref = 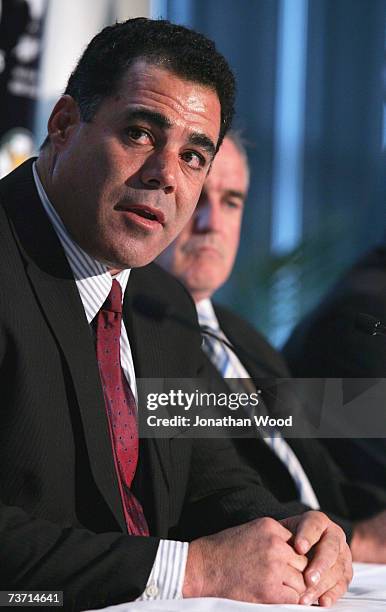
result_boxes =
[35,0,151,145]
[114,0,150,20]
[37,0,109,99]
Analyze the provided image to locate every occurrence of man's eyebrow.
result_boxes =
[124,108,172,130]
[187,133,217,160]
[124,109,217,159]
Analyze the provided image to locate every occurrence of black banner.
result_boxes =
[0,0,47,177]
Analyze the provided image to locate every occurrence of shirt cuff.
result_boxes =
[137,539,189,600]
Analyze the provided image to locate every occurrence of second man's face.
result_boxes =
[46,58,221,270]
[157,137,249,302]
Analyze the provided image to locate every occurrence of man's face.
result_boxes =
[45,59,221,269]
[157,137,249,302]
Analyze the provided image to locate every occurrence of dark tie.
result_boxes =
[96,279,149,535]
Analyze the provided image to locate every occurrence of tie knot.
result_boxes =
[103,279,122,313]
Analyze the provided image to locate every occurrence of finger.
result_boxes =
[287,547,308,572]
[318,579,348,607]
[344,546,354,584]
[304,529,342,587]
[282,564,307,594]
[292,511,329,555]
[273,537,308,572]
[338,542,353,585]
[263,585,300,605]
[258,517,294,542]
[277,587,300,605]
[300,560,348,606]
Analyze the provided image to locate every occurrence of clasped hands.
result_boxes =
[183,510,353,606]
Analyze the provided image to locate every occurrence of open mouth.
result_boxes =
[120,204,165,225]
[130,207,158,221]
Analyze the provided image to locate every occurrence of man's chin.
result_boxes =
[93,249,158,271]
[183,271,221,296]
[98,236,169,269]
[113,255,158,269]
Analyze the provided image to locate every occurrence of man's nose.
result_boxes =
[140,150,177,194]
[193,199,222,233]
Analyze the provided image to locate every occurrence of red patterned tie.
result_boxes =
[96,279,149,535]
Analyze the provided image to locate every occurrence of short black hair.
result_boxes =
[64,17,235,149]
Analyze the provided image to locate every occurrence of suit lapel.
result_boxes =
[1,161,127,531]
[123,272,167,379]
[123,269,171,532]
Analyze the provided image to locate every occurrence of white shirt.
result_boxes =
[197,298,251,378]
[32,163,188,601]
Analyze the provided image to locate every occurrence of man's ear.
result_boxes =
[47,95,81,150]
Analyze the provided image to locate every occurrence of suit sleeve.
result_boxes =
[171,435,311,542]
[0,501,160,611]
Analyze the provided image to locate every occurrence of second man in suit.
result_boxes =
[157,130,386,568]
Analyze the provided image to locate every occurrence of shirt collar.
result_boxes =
[32,162,131,323]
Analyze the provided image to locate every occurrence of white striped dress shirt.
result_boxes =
[32,163,188,602]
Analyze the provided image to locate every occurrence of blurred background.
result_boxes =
[1,0,385,346]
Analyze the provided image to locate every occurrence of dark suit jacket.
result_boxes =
[284,246,386,378]
[0,161,308,611]
[214,304,386,533]
[283,246,386,488]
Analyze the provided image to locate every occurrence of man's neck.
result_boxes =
[192,290,212,304]
[109,268,124,276]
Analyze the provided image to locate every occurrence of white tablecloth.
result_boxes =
[85,563,386,611]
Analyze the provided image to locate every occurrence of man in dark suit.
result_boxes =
[0,17,354,611]
[157,131,386,569]
[284,246,386,493]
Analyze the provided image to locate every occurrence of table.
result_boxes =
[85,563,386,611]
